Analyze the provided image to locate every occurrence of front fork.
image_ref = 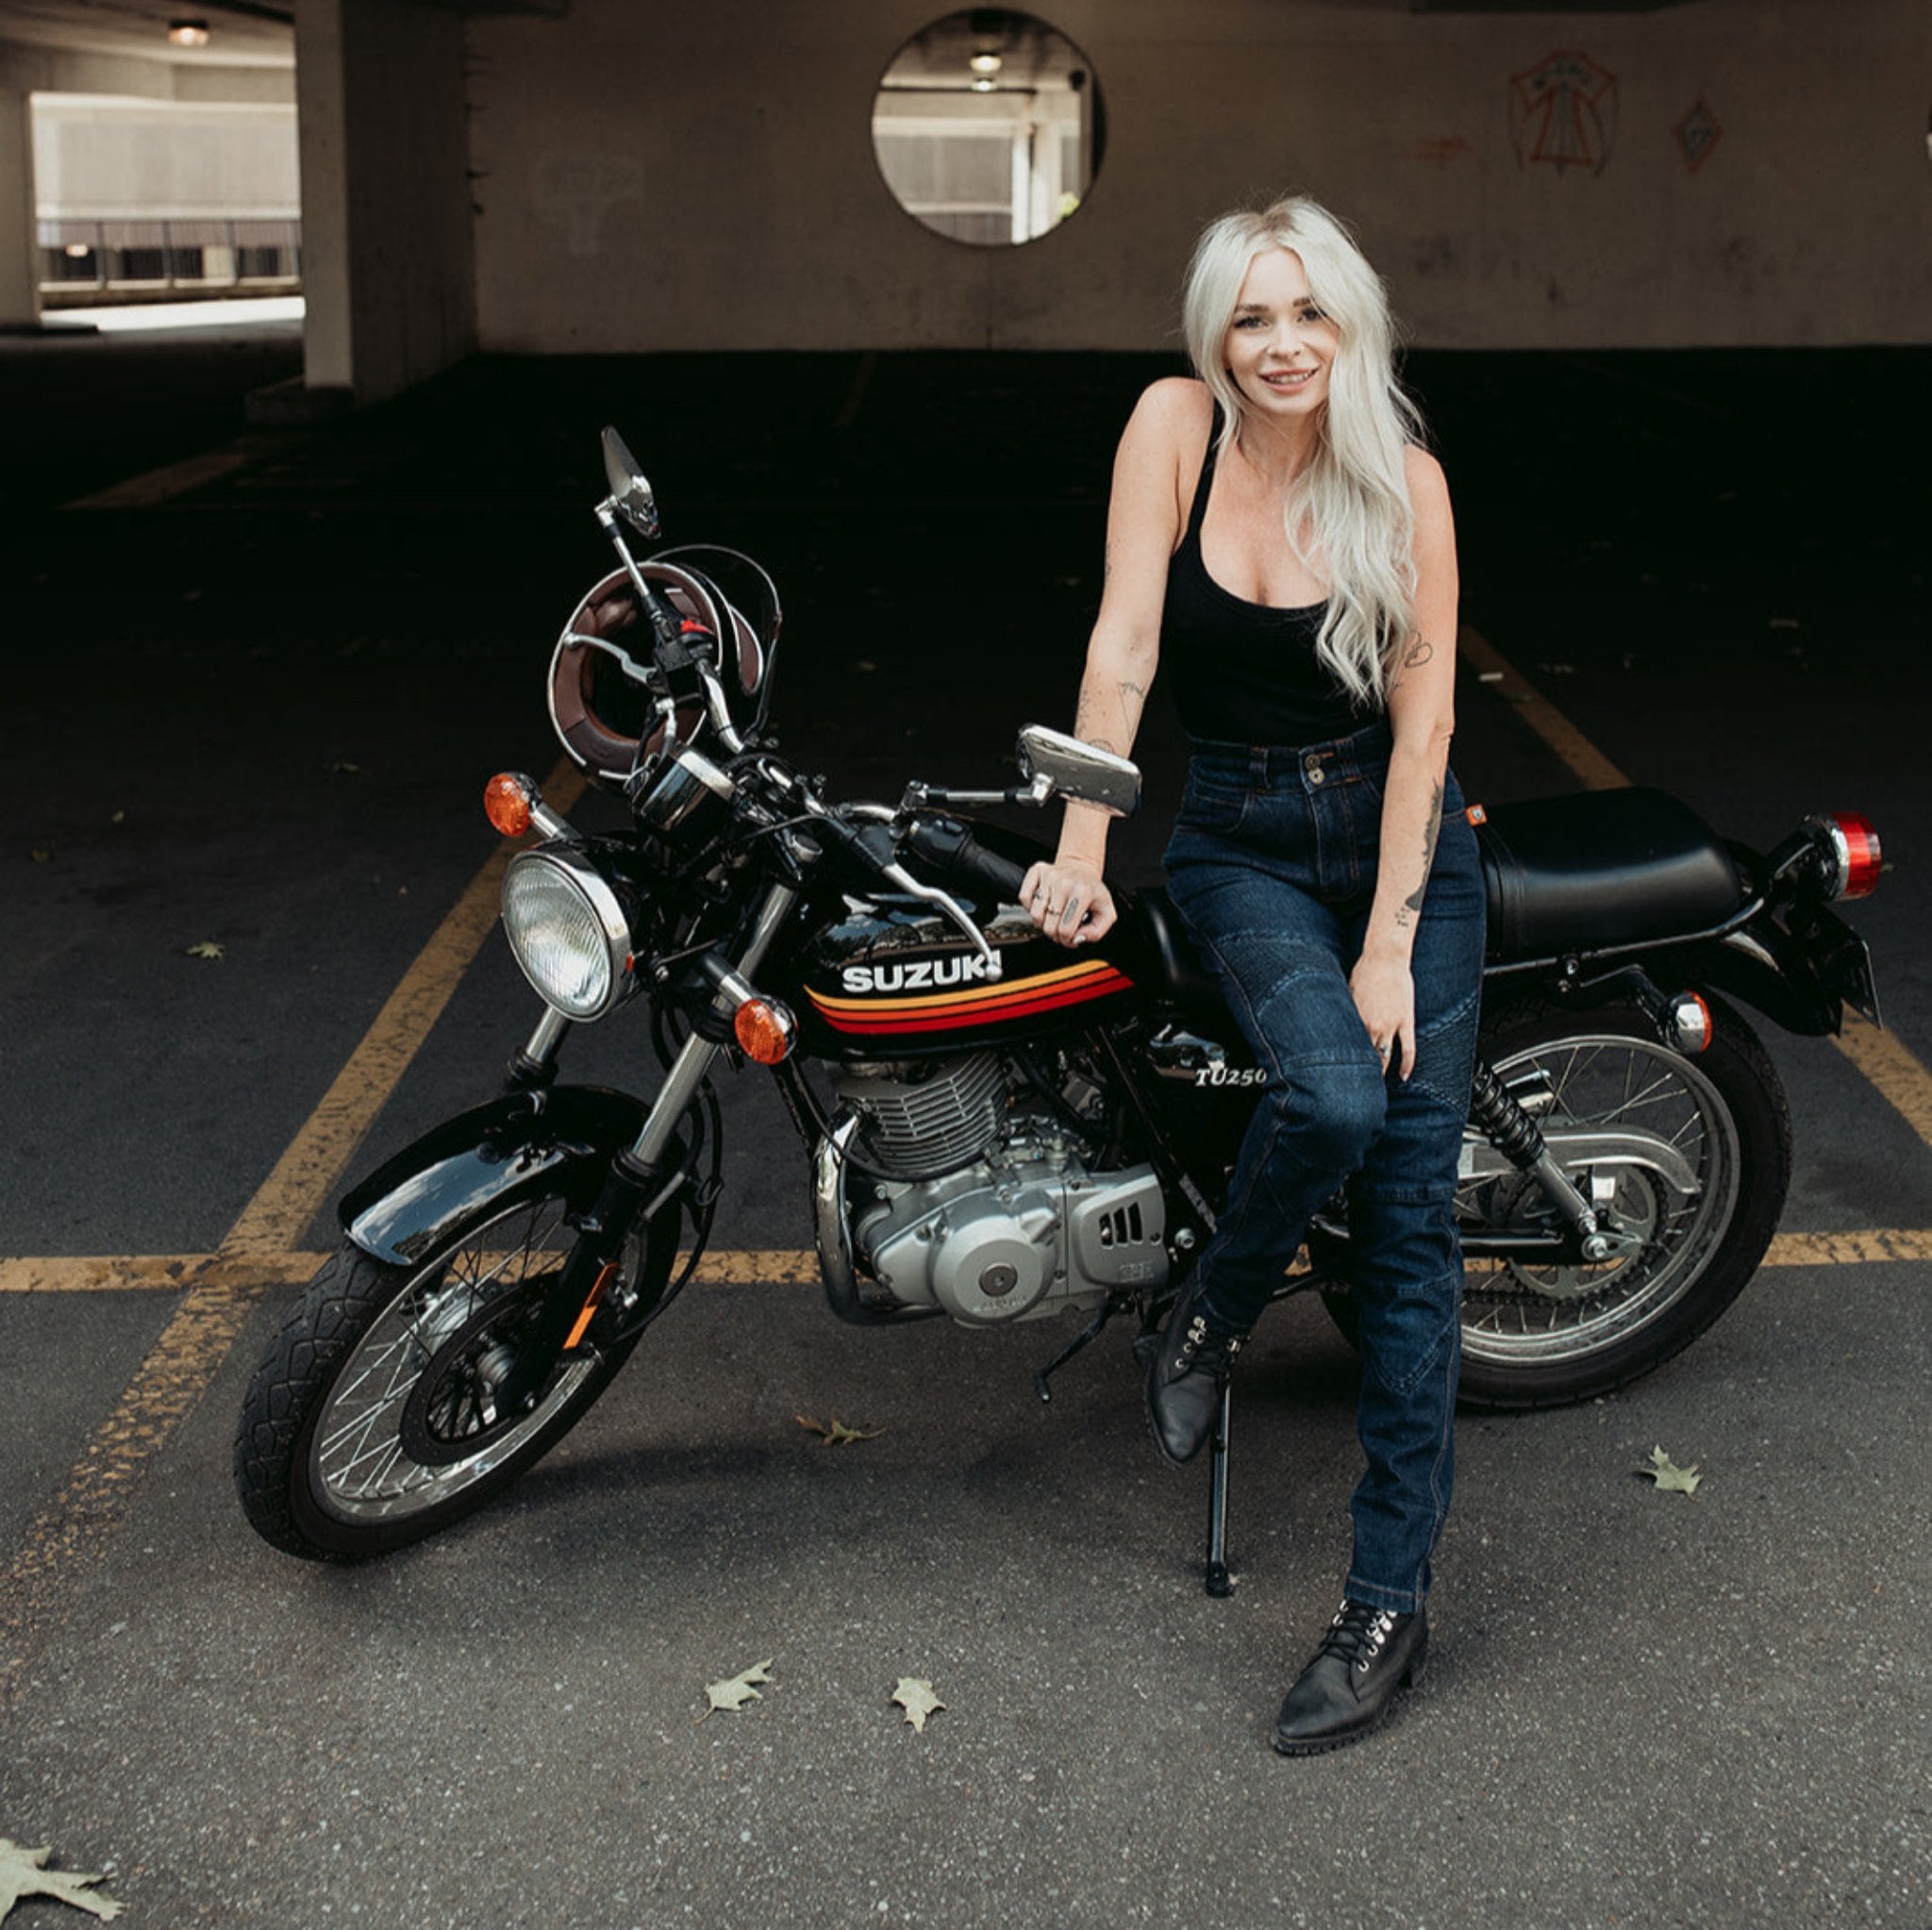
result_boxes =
[495,883,799,1405]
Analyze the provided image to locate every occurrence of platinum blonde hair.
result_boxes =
[1181,195,1424,707]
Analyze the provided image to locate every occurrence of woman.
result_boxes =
[1021,196,1486,1755]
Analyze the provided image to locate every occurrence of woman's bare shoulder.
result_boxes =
[1129,376,1212,436]
[1404,441,1450,504]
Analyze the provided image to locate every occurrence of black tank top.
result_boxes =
[1160,407,1371,746]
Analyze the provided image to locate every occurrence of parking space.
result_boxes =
[0,332,1926,1925]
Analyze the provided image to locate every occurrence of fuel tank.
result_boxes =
[789,890,1141,1061]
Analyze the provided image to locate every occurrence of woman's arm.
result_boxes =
[1024,381,1190,945]
[1350,446,1460,1077]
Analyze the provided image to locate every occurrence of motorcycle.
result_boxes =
[234,430,1884,1590]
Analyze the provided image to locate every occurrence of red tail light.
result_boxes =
[1810,813,1882,901]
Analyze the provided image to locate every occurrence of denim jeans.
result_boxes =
[1163,718,1487,1614]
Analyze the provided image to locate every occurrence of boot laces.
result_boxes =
[1316,1599,1397,1674]
[1175,1314,1242,1374]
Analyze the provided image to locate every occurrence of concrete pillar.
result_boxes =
[0,90,39,330]
[291,0,475,410]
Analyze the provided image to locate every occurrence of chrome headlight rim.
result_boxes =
[501,845,634,1021]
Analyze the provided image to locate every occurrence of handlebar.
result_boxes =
[898,816,1029,903]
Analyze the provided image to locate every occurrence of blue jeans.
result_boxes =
[1163,719,1487,1614]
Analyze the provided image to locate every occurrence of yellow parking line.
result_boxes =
[1463,625,1932,1157]
[1829,1015,1932,1153]
[223,756,584,1257]
[2,763,581,1702]
[1458,625,1630,792]
[66,445,251,510]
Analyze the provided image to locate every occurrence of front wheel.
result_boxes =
[1322,994,1791,1409]
[234,1188,675,1559]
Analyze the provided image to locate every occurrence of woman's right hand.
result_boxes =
[1020,857,1116,947]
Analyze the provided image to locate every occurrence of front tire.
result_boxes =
[235,1189,675,1559]
[1322,994,1791,1410]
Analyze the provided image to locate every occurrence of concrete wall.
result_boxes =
[467,0,1932,352]
[299,0,475,403]
[33,98,299,222]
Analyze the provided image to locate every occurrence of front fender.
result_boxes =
[340,1085,649,1267]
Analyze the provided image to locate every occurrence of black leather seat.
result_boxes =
[1475,788,1743,961]
[1117,788,1745,996]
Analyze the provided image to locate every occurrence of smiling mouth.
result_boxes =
[1262,369,1316,387]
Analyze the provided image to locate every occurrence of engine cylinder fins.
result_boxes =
[832,1053,1008,1179]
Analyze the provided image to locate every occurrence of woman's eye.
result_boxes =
[1233,314,1267,330]
[1298,306,1327,324]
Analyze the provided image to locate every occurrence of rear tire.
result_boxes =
[1321,994,1791,1410]
[234,1188,675,1559]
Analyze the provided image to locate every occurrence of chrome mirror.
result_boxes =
[1016,724,1141,818]
[600,425,659,539]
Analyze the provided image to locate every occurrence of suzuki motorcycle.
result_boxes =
[234,430,1884,1584]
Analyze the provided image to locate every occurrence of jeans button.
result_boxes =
[1305,755,1324,785]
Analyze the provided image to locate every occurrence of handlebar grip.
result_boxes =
[901,818,1030,902]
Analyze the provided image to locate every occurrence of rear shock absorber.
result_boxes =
[1467,1061,1615,1263]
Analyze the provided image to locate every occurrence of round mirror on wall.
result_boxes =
[872,9,1103,247]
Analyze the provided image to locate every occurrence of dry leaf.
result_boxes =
[184,940,225,960]
[29,849,50,864]
[108,810,125,825]
[1640,1446,1702,1495]
[0,1838,123,1921]
[325,760,361,774]
[700,1658,774,1720]
[794,1412,884,1447]
[891,1678,945,1734]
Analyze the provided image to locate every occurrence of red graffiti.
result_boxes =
[1509,48,1619,175]
[1414,135,1475,167]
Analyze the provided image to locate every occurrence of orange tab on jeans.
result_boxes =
[1465,803,1488,825]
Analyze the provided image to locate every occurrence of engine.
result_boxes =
[827,1055,1170,1324]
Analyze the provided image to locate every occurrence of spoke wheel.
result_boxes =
[1321,995,1790,1410]
[237,1186,673,1559]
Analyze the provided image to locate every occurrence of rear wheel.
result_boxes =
[1322,995,1790,1409]
[235,1189,674,1559]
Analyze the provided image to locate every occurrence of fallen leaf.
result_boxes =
[108,810,125,825]
[794,1412,883,1447]
[184,940,225,960]
[325,760,361,774]
[700,1658,774,1720]
[29,849,50,864]
[1639,1446,1702,1495]
[891,1678,945,1734]
[0,1838,123,1921]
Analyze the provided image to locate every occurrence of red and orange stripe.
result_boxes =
[808,957,1134,1035]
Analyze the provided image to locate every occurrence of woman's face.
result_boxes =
[1223,247,1338,425]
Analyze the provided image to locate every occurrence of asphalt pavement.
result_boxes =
[0,318,1927,1927]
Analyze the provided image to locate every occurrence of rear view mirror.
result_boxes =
[1016,724,1141,818]
[600,426,660,539]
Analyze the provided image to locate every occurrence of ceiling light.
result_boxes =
[167,20,211,47]
[970,75,998,92]
[969,53,1002,75]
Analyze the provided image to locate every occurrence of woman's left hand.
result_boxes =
[1349,948,1416,1081]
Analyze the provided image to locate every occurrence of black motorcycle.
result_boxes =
[234,431,1883,1586]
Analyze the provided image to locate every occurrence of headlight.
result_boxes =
[500,847,633,1020]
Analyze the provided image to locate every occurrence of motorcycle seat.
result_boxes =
[1117,887,1227,1018]
[1476,788,1744,961]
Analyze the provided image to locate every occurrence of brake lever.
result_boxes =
[875,861,998,969]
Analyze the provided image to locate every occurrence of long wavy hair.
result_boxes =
[1181,195,1424,708]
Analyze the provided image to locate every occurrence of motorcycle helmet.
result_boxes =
[548,547,779,788]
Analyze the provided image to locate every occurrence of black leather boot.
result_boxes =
[1141,1276,1245,1469]
[1272,1599,1428,1755]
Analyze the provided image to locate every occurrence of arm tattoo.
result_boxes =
[1402,636,1434,669]
[1398,779,1445,923]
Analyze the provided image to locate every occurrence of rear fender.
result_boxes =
[340,1085,649,1267]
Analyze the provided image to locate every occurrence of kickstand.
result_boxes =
[1032,1303,1115,1403]
[1204,1381,1234,1597]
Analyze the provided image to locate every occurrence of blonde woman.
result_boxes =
[1022,197,1485,1754]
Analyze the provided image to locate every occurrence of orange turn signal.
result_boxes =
[734,997,796,1066]
[485,772,534,839]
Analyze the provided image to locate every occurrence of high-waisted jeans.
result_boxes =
[1162,718,1487,1614]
